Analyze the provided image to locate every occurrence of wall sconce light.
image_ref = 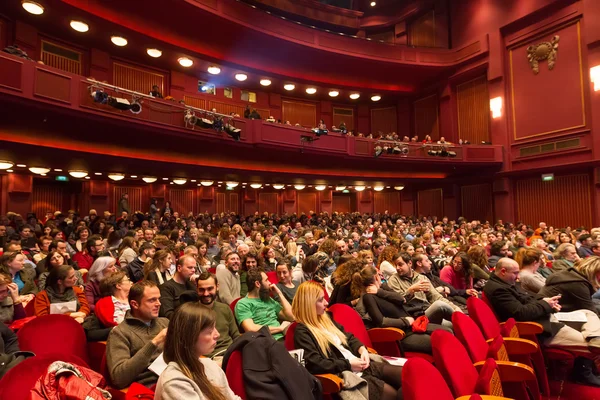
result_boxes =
[272,184,285,189]
[591,66,600,91]
[250,183,262,189]
[200,181,214,186]
[142,177,157,183]
[173,178,187,185]
[294,184,306,190]
[490,97,503,118]
[354,185,365,192]
[108,173,125,181]
[226,181,239,188]
[315,185,327,191]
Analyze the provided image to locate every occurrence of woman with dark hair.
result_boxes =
[440,252,477,296]
[259,246,278,272]
[155,302,240,400]
[118,236,138,267]
[144,249,174,285]
[74,226,91,253]
[38,250,84,291]
[293,281,403,400]
[161,201,172,217]
[0,252,37,296]
[328,258,366,307]
[0,273,26,324]
[34,265,90,323]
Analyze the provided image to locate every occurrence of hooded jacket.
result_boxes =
[538,267,597,313]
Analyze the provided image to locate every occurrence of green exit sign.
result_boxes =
[55,176,69,182]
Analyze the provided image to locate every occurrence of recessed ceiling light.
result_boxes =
[329,90,339,97]
[355,185,366,191]
[394,186,405,191]
[69,170,88,178]
[173,178,187,185]
[178,57,193,67]
[70,21,89,33]
[108,173,125,181]
[22,1,44,15]
[94,172,102,176]
[207,66,221,75]
[284,84,295,91]
[54,169,62,172]
[226,181,239,188]
[374,186,384,191]
[29,167,50,175]
[235,73,247,81]
[350,93,360,100]
[16,164,26,168]
[142,177,157,183]
[6,170,13,173]
[306,87,317,94]
[200,181,214,186]
[162,177,169,180]
[260,79,272,86]
[272,184,285,189]
[315,185,327,191]
[85,176,90,179]
[130,175,137,178]
[0,161,13,170]
[250,183,262,189]
[294,185,306,190]
[371,95,381,101]
[370,1,377,6]
[147,48,162,58]
[111,36,128,47]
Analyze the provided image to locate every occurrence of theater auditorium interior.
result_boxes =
[1,0,600,399]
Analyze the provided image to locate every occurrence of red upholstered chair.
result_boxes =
[467,296,571,392]
[225,350,247,399]
[230,297,242,315]
[208,267,216,274]
[17,314,89,365]
[431,330,505,397]
[99,352,129,400]
[402,357,514,400]
[0,353,87,400]
[328,303,433,362]
[452,312,540,400]
[266,271,278,285]
[24,299,36,317]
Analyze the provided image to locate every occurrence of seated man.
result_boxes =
[159,255,196,319]
[413,253,469,310]
[484,258,600,386]
[106,280,169,389]
[125,242,155,283]
[387,253,462,326]
[215,252,241,305]
[195,272,240,360]
[235,269,294,341]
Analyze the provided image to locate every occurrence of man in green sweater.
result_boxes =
[106,280,169,389]
[196,272,240,362]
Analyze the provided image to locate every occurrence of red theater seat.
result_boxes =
[0,353,88,400]
[17,314,89,365]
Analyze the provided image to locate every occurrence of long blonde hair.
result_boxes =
[576,256,600,290]
[292,281,347,355]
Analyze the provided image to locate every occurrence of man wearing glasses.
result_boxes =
[73,235,105,270]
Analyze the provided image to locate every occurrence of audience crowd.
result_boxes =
[2,206,600,397]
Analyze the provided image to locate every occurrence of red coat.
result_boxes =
[29,361,110,400]
[94,296,118,327]
[72,252,94,270]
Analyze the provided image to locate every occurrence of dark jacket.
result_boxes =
[117,197,130,215]
[483,272,561,337]
[158,278,196,319]
[126,258,145,283]
[538,267,597,313]
[222,326,322,400]
[294,317,364,376]
[578,246,594,258]
[328,281,353,307]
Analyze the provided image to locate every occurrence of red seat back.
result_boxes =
[230,297,242,315]
[266,271,278,285]
[284,322,298,351]
[467,296,502,340]
[17,314,89,364]
[328,304,372,348]
[0,353,87,400]
[225,350,247,400]
[402,357,454,400]
[452,312,494,363]
[208,267,216,274]
[431,330,480,397]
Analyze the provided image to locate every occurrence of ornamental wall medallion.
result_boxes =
[527,35,560,74]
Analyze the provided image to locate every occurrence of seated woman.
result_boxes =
[376,246,398,282]
[0,252,37,297]
[84,271,132,341]
[117,236,138,267]
[440,252,478,297]
[539,256,600,314]
[329,258,366,307]
[466,245,491,289]
[351,265,449,354]
[155,302,241,400]
[85,256,118,312]
[275,262,297,303]
[515,247,546,294]
[293,281,403,400]
[259,246,278,272]
[143,249,174,285]
[38,250,84,291]
[0,273,26,325]
[34,265,90,323]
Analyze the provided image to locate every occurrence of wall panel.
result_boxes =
[461,183,493,222]
[298,193,317,215]
[371,107,398,135]
[282,100,317,127]
[456,75,489,144]
[409,11,436,47]
[333,107,354,131]
[516,174,592,228]
[113,187,142,214]
[32,185,63,220]
[373,192,401,214]
[40,40,82,75]
[414,94,439,141]
[417,188,443,217]
[258,193,278,214]
[169,189,194,216]
[216,192,226,214]
[113,61,165,95]
[332,194,351,213]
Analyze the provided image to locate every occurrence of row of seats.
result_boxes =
[0,296,574,400]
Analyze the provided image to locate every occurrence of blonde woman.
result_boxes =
[292,281,403,400]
